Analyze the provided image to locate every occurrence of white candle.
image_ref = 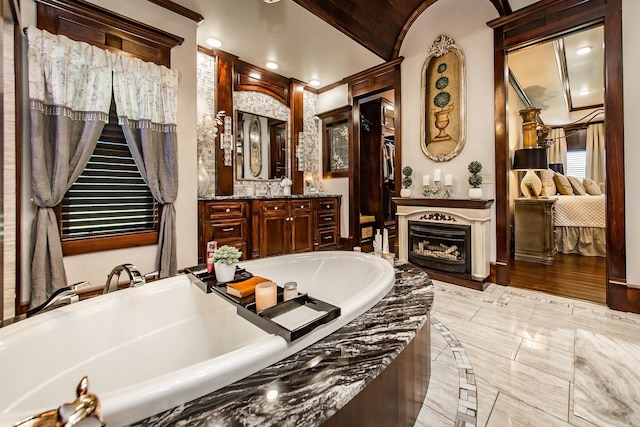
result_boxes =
[434,169,442,182]
[423,174,431,186]
[255,281,277,312]
[445,174,453,186]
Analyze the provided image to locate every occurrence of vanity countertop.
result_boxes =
[130,262,433,427]
[199,193,342,201]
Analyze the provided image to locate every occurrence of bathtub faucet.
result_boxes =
[26,287,80,317]
[103,263,145,294]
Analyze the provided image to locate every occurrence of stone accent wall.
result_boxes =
[196,51,217,198]
[195,54,323,198]
[302,90,321,192]
[4,21,16,319]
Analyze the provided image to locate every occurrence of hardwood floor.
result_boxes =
[509,253,607,304]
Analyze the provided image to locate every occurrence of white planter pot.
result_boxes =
[215,262,237,283]
[400,188,411,198]
[468,187,483,200]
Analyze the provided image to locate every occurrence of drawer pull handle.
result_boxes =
[324,236,333,240]
[225,208,230,212]
[324,217,331,221]
[223,227,234,232]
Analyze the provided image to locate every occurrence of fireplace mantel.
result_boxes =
[394,198,493,290]
[392,198,494,209]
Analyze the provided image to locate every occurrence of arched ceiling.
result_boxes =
[293,0,513,60]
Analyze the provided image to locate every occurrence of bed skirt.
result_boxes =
[555,226,606,257]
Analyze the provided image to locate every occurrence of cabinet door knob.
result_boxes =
[300,205,305,209]
[326,205,330,209]
[274,206,278,210]
[225,208,230,212]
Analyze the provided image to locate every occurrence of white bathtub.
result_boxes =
[0,251,394,426]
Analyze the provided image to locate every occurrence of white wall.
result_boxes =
[20,0,198,295]
[623,0,640,284]
[400,0,499,260]
[317,85,350,238]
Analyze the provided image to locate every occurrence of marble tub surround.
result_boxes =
[131,263,434,426]
[416,280,640,427]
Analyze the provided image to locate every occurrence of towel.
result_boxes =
[227,276,270,298]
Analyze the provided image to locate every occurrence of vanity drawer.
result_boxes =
[261,200,287,214]
[318,212,336,227]
[318,228,337,247]
[318,198,337,213]
[291,199,312,214]
[208,219,247,242]
[206,202,248,219]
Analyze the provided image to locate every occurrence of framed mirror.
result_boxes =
[235,111,287,180]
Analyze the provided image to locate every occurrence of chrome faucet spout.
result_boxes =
[27,287,80,317]
[103,263,145,294]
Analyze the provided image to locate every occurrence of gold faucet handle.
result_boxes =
[13,376,105,427]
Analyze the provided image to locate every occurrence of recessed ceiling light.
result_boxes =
[266,62,278,70]
[576,46,592,55]
[206,38,222,48]
[309,79,320,88]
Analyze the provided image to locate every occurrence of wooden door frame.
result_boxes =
[488,0,632,311]
[346,59,403,248]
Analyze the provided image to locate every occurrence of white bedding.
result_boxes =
[553,195,605,228]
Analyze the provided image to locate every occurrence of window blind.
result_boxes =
[566,150,587,180]
[60,101,158,241]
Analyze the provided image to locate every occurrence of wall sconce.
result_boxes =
[221,115,233,167]
[296,132,306,172]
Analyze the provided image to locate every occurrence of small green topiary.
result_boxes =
[401,166,413,189]
[468,161,483,188]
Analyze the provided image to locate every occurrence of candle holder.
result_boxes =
[423,180,452,199]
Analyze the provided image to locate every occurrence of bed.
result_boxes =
[553,195,606,257]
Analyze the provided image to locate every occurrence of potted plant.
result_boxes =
[468,161,483,200]
[401,166,413,197]
[211,245,242,283]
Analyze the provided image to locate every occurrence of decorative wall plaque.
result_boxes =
[421,35,466,162]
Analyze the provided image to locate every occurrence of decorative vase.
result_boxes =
[197,156,210,198]
[214,262,237,283]
[468,187,483,200]
[400,188,411,198]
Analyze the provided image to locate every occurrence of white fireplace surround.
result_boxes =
[397,204,492,280]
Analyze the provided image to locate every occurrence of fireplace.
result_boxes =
[408,221,471,274]
[394,198,494,286]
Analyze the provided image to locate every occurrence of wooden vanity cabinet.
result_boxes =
[199,196,341,262]
[316,197,341,249]
[197,200,250,263]
[253,199,314,258]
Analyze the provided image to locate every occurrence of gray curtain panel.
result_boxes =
[27,27,113,307]
[123,124,178,278]
[29,110,105,307]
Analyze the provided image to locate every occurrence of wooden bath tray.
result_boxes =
[185,265,340,341]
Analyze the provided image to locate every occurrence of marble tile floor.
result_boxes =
[415,280,640,427]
